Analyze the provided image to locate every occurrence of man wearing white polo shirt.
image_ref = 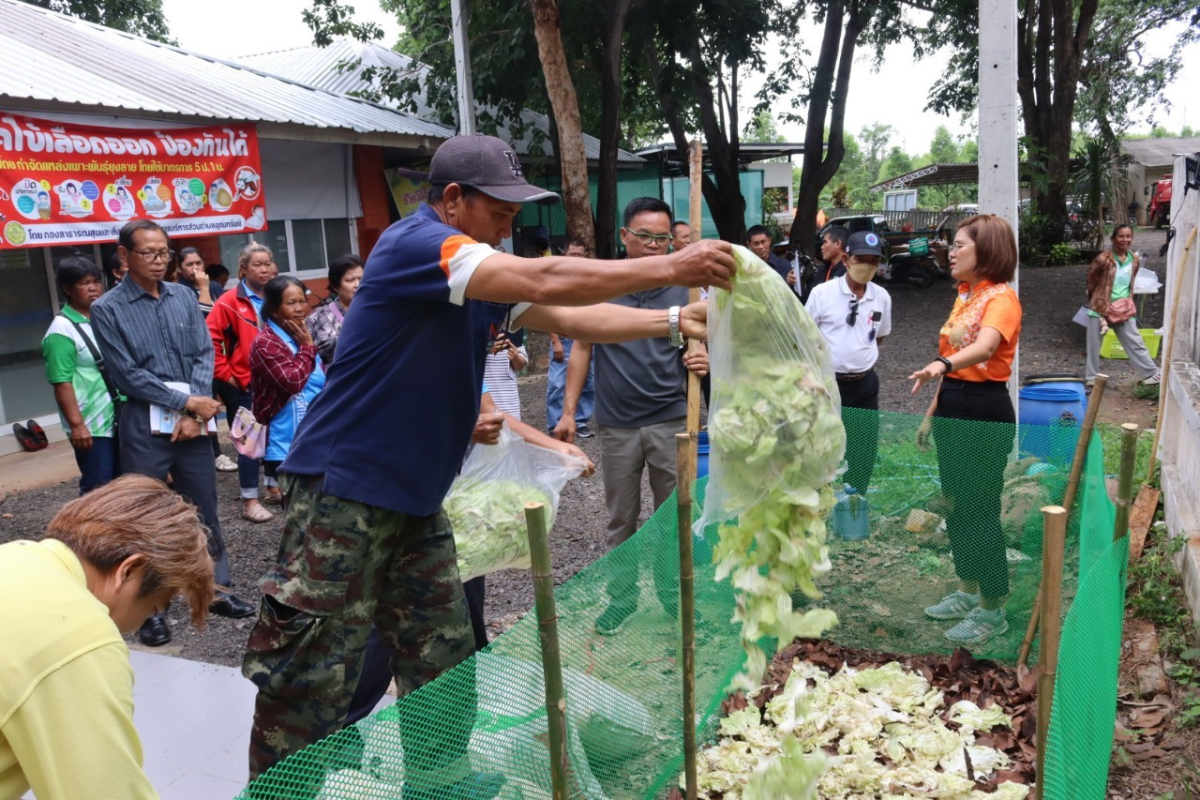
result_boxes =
[805,231,892,496]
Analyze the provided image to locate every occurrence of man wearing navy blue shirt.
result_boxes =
[241,134,735,792]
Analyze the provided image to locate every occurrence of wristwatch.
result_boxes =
[181,408,203,423]
[667,305,684,347]
[935,355,955,374]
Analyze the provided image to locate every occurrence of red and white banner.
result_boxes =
[0,113,266,249]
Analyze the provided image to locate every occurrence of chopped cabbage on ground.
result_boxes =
[690,659,1027,800]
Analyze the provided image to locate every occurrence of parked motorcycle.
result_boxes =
[876,236,948,288]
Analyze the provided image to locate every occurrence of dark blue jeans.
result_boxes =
[74,435,122,494]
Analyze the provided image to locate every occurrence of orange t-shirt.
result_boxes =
[938,281,1021,382]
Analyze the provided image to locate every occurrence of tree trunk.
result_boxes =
[595,0,632,259]
[529,0,596,251]
[1017,0,1099,223]
[788,1,873,257]
[687,41,745,242]
[643,32,746,243]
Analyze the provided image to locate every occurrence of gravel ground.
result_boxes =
[0,228,1169,667]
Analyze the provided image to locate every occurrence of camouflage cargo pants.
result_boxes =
[243,473,476,786]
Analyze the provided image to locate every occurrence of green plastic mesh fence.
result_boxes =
[238,409,1119,799]
[1043,435,1123,800]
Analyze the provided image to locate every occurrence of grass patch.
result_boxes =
[1132,383,1160,401]
[1096,423,1156,482]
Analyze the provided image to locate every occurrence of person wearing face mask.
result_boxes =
[805,231,891,497]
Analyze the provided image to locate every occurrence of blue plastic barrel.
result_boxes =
[1019,380,1087,466]
[696,431,710,478]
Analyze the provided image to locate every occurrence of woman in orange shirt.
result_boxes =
[909,214,1022,646]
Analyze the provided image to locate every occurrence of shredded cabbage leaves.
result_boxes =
[446,478,553,581]
[704,247,845,690]
[691,660,1028,799]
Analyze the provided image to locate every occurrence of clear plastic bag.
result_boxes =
[447,423,589,582]
[698,245,845,688]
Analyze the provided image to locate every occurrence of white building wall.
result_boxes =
[1159,154,1200,621]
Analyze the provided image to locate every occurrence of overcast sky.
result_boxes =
[162,0,1198,156]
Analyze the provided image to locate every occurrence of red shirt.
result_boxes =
[207,284,262,388]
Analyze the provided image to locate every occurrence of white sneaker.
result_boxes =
[1141,372,1162,386]
[215,454,238,472]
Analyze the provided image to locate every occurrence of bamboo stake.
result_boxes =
[675,432,699,800]
[1146,225,1198,484]
[1035,504,1067,799]
[1017,374,1110,667]
[525,502,569,800]
[1114,423,1140,543]
[686,140,704,439]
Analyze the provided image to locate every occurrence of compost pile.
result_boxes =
[683,641,1037,800]
[701,247,845,690]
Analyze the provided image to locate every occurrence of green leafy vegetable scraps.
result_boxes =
[703,246,845,691]
[446,478,553,582]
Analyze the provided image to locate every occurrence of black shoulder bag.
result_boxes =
[59,314,125,436]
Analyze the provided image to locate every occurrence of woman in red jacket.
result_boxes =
[207,243,278,522]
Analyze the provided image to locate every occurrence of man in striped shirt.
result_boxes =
[91,220,255,648]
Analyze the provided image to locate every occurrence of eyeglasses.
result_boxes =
[949,240,972,252]
[846,297,859,326]
[623,228,672,246]
[132,249,175,263]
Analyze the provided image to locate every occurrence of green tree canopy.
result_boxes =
[926,0,1198,222]
[928,125,960,164]
[22,0,172,42]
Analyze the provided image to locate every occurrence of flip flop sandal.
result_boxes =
[241,504,275,523]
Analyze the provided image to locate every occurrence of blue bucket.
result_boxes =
[1019,380,1087,466]
[696,431,710,478]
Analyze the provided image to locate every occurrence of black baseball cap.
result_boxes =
[847,231,885,257]
[429,135,561,205]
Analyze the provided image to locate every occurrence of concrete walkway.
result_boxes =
[19,650,255,799]
[127,650,256,798]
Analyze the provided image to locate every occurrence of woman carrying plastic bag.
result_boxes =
[699,245,845,689]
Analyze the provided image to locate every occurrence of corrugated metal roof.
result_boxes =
[0,0,454,143]
[1121,136,1200,168]
[237,40,643,164]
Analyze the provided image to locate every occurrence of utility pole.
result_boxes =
[977,0,1020,407]
[450,0,476,135]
